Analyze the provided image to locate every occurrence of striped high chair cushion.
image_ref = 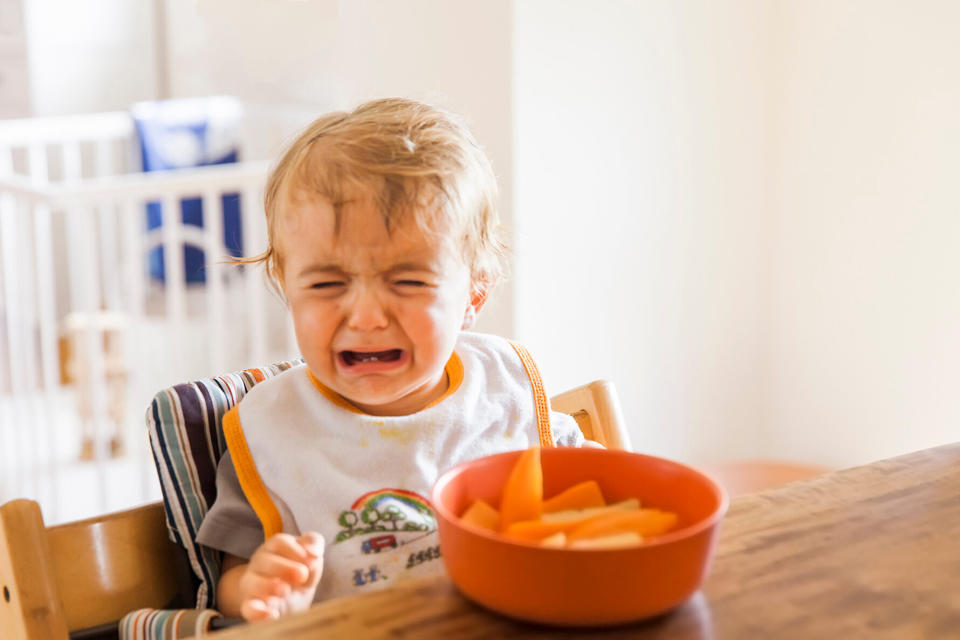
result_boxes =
[120,608,224,639]
[127,359,303,639]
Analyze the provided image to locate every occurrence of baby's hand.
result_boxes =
[238,532,325,622]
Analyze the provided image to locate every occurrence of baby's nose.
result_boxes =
[346,287,389,330]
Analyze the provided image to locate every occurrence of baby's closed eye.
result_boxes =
[310,281,345,290]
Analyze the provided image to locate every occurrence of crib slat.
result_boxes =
[83,208,110,508]
[27,144,49,184]
[15,197,48,510]
[0,193,19,501]
[97,203,123,312]
[66,203,110,508]
[119,196,153,503]
[0,209,9,503]
[62,142,82,182]
[202,190,226,373]
[0,195,28,501]
[26,140,53,499]
[121,197,147,321]
[0,146,11,174]
[241,187,266,365]
[95,139,114,179]
[95,142,123,312]
[161,195,187,374]
[33,200,61,520]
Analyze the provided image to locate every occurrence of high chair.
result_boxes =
[0,499,190,639]
[0,359,630,639]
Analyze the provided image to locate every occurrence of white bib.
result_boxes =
[227,332,584,602]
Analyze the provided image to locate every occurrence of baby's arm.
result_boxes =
[550,410,604,448]
[217,532,325,621]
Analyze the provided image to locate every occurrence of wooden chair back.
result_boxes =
[0,499,180,639]
[550,379,632,450]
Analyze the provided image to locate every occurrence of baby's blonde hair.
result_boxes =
[252,98,505,301]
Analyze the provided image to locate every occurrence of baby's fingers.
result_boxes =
[241,597,278,623]
[263,532,315,562]
[249,550,311,585]
[299,531,324,557]
[237,571,292,605]
[297,532,325,587]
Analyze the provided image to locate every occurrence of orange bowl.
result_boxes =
[431,447,728,626]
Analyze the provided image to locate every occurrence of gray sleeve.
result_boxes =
[550,410,604,448]
[196,450,298,559]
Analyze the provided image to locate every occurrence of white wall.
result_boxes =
[165,0,343,108]
[766,0,960,467]
[513,0,772,464]
[22,0,157,115]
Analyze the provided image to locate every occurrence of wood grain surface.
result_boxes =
[214,443,960,639]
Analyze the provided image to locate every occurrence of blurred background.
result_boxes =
[1,0,958,522]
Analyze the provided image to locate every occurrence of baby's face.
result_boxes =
[278,188,474,416]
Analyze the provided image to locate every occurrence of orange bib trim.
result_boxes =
[509,341,555,448]
[223,406,283,539]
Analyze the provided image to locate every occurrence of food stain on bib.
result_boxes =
[378,425,417,445]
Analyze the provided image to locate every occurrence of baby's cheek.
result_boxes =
[294,302,332,334]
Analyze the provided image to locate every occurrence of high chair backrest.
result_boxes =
[550,380,632,451]
[146,359,304,610]
[0,499,185,639]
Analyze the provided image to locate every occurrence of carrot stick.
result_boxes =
[503,518,574,542]
[567,531,643,550]
[566,508,678,542]
[542,479,606,513]
[460,499,500,532]
[504,499,640,542]
[498,446,543,531]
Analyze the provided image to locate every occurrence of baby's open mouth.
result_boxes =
[340,349,403,366]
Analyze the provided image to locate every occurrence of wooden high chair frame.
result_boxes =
[0,380,629,639]
[0,501,183,639]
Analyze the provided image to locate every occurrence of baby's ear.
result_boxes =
[461,307,477,330]
[470,288,488,313]
[462,281,492,330]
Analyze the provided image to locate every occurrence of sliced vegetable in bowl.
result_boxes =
[459,446,679,548]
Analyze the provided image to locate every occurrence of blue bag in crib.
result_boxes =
[132,97,244,284]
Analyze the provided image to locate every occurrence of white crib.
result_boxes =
[0,102,313,523]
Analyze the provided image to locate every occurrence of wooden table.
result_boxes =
[216,444,960,639]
